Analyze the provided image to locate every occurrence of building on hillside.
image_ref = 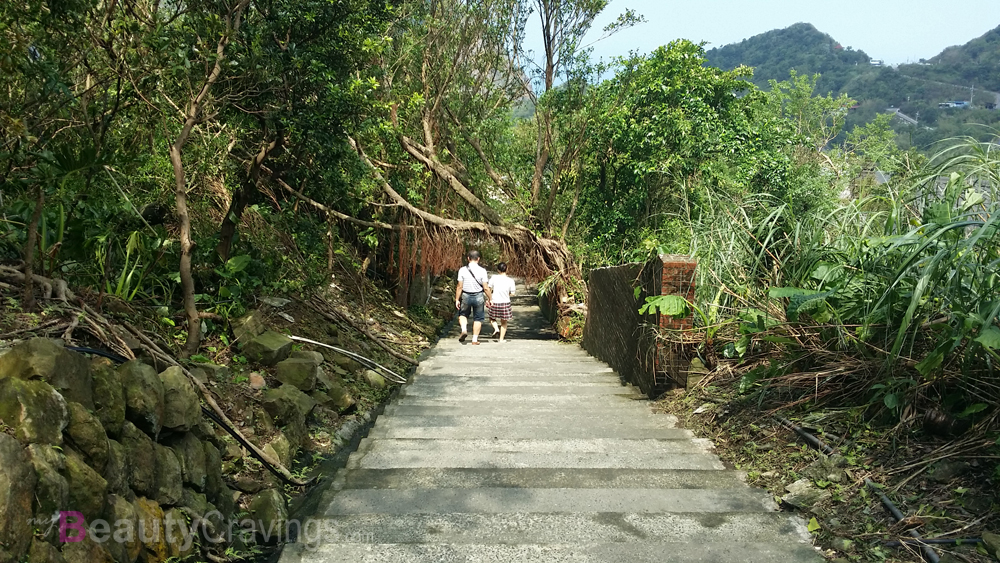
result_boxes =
[938,101,970,109]
[870,59,884,66]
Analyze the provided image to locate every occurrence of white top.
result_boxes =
[457,262,489,293]
[488,275,516,304]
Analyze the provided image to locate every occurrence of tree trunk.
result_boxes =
[561,161,584,240]
[21,185,44,312]
[170,144,201,358]
[530,113,549,208]
[218,136,279,261]
[169,0,248,357]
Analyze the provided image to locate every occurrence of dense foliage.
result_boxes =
[3,0,1000,423]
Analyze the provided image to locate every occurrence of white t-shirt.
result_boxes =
[488,275,516,304]
[457,262,489,293]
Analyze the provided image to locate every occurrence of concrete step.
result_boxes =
[382,403,658,417]
[288,511,811,545]
[398,386,643,399]
[332,468,750,490]
[392,394,654,408]
[356,438,714,456]
[346,448,724,470]
[281,542,821,563]
[409,375,625,386]
[321,487,774,515]
[367,425,691,440]
[372,414,677,430]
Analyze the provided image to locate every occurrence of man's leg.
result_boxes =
[499,319,508,342]
[458,295,469,341]
[471,295,485,343]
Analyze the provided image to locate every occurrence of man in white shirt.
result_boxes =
[455,250,493,345]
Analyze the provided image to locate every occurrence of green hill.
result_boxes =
[705,24,1000,150]
[705,23,872,94]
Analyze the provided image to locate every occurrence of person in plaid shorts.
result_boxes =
[487,262,516,342]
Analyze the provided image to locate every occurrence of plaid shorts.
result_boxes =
[488,302,513,321]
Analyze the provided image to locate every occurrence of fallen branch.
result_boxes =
[304,296,418,366]
[120,321,309,486]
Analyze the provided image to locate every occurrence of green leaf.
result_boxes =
[633,286,641,300]
[639,295,688,317]
[807,517,821,533]
[786,291,833,321]
[958,403,987,418]
[768,287,819,299]
[883,393,900,409]
[226,254,252,274]
[915,350,945,376]
[975,327,1000,350]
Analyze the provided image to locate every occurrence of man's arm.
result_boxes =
[455,279,464,309]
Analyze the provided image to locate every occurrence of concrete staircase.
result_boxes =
[280,297,821,563]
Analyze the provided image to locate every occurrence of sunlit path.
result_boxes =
[280,292,821,563]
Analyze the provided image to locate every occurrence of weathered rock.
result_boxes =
[60,535,115,563]
[244,331,293,366]
[248,372,266,390]
[928,460,970,483]
[215,485,236,522]
[315,368,339,390]
[192,362,230,383]
[90,357,126,437]
[167,432,207,491]
[782,478,831,509]
[0,338,92,408]
[290,350,324,365]
[981,531,1000,557]
[163,507,196,560]
[325,383,355,412]
[119,360,164,437]
[152,444,183,506]
[133,497,168,563]
[264,432,293,468]
[65,402,110,472]
[233,310,266,344]
[0,377,68,445]
[362,369,387,389]
[331,352,363,373]
[275,357,318,391]
[203,442,225,506]
[64,448,108,523]
[249,488,287,544]
[26,444,68,536]
[104,494,141,563]
[802,454,847,484]
[104,439,130,497]
[189,420,222,448]
[262,384,317,425]
[119,421,156,497]
[27,538,67,563]
[0,434,36,562]
[158,367,201,432]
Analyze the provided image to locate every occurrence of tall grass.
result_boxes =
[657,137,1000,416]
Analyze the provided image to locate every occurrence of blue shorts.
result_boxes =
[460,292,486,322]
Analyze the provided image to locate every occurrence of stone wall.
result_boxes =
[582,255,697,396]
[0,337,304,563]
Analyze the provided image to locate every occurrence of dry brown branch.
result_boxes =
[305,296,418,366]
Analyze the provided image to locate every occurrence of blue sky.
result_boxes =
[546,0,1000,66]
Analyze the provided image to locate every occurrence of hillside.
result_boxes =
[706,23,1000,150]
[705,23,872,95]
